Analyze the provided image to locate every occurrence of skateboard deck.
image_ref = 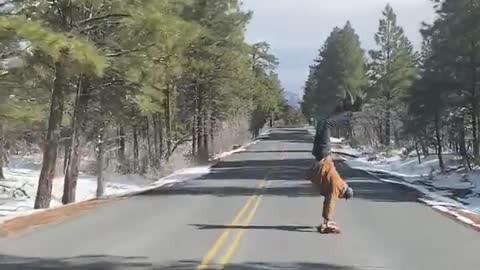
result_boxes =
[316,225,341,234]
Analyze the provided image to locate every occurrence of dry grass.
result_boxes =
[459,211,480,227]
[434,207,480,232]
[0,199,109,237]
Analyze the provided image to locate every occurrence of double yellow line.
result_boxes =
[196,180,269,270]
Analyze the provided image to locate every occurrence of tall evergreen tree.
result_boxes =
[302,22,367,135]
[369,4,417,146]
[432,0,480,161]
[1,0,285,208]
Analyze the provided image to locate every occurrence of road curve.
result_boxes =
[0,128,479,270]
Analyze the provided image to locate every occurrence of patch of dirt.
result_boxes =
[458,210,480,227]
[434,207,480,232]
[0,199,109,237]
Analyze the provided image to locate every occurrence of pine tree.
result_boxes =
[249,42,284,137]
[369,4,417,146]
[431,0,480,162]
[404,0,480,169]
[1,0,286,207]
[335,21,368,101]
[2,4,107,208]
[302,22,367,130]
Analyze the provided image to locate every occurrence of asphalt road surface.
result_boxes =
[0,128,479,270]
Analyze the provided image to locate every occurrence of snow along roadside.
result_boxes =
[305,125,480,230]
[0,130,267,227]
[352,164,480,231]
[0,166,211,227]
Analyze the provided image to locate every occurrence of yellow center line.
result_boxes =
[217,137,286,268]
[218,181,270,268]
[196,180,267,270]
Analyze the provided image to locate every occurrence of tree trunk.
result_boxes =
[197,115,203,156]
[421,137,429,157]
[158,117,164,161]
[0,157,4,180]
[197,85,206,159]
[165,85,173,155]
[152,115,159,164]
[434,111,444,172]
[210,115,216,152]
[63,76,89,204]
[458,116,471,171]
[63,143,71,175]
[376,117,384,145]
[414,137,421,164]
[385,109,391,147]
[0,124,5,180]
[117,124,126,173]
[393,122,400,148]
[140,119,148,175]
[346,119,353,140]
[198,112,206,159]
[133,126,139,173]
[34,59,66,209]
[469,23,479,162]
[96,129,105,198]
[192,87,198,156]
[146,117,153,168]
[192,111,198,156]
[203,109,209,158]
[471,107,479,161]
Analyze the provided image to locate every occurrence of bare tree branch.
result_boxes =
[77,14,130,25]
[164,136,192,159]
[0,184,30,198]
[106,43,156,57]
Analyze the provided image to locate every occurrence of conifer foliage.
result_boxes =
[302,1,480,170]
[0,0,284,208]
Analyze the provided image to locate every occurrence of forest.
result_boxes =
[0,0,293,209]
[302,0,480,172]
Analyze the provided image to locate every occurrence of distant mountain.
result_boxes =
[284,91,301,108]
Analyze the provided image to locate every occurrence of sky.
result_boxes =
[242,0,437,98]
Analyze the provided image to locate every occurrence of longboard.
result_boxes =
[316,225,341,234]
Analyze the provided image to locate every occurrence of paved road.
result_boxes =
[0,128,479,270]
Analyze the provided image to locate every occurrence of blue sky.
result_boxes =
[242,0,437,98]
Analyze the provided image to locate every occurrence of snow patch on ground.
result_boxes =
[210,130,268,161]
[330,137,344,143]
[1,132,261,224]
[0,164,211,223]
[210,140,259,161]
[349,153,461,178]
[306,125,360,156]
[307,125,479,213]
[331,144,362,157]
[307,126,480,226]
[352,156,480,228]
[343,147,480,215]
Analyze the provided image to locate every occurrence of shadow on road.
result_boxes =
[259,129,313,143]
[141,150,421,203]
[211,159,313,169]
[0,254,362,269]
[243,150,312,153]
[191,224,315,233]
[204,158,313,181]
[141,172,420,203]
[139,127,421,203]
[142,183,318,197]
